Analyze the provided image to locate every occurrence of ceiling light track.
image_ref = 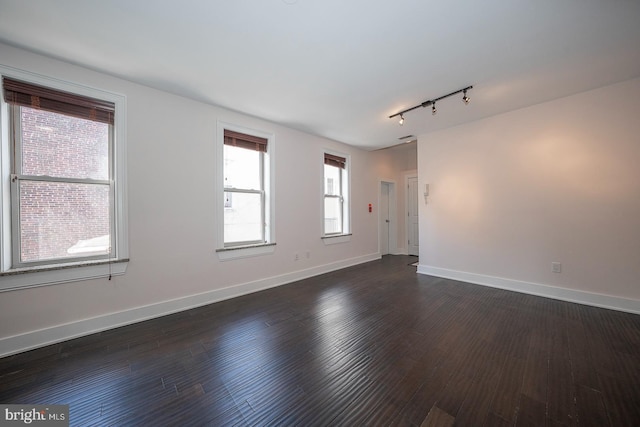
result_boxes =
[389,85,473,124]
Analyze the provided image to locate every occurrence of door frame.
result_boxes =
[378,179,397,255]
[405,171,419,256]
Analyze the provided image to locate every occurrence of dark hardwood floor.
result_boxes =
[1,255,639,426]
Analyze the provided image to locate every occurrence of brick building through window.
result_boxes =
[17,107,111,262]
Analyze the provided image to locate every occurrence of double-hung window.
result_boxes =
[222,128,271,248]
[323,152,349,236]
[0,71,128,287]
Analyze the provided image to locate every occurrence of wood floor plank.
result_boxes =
[521,328,549,403]
[547,356,575,425]
[483,412,512,427]
[597,371,640,425]
[488,355,525,423]
[1,255,639,426]
[516,394,547,427]
[454,347,505,426]
[421,405,455,427]
[434,343,487,418]
[574,384,610,427]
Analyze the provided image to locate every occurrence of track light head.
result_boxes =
[462,89,470,105]
[432,102,437,115]
[399,114,404,126]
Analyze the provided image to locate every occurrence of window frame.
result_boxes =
[322,150,350,240]
[323,164,344,236]
[223,143,265,247]
[216,121,275,259]
[0,66,128,291]
[9,105,115,268]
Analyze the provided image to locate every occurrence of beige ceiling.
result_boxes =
[1,0,639,150]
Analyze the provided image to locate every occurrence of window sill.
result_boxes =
[322,234,352,245]
[216,243,276,260]
[0,259,129,292]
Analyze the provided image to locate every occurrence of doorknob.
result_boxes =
[385,219,390,223]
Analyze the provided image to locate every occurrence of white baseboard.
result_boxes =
[417,265,640,314]
[0,253,380,358]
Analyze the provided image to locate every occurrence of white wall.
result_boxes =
[0,43,401,356]
[417,77,640,312]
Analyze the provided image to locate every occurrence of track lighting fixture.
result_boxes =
[389,85,473,125]
[462,89,470,104]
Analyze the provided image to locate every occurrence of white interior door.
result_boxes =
[380,182,390,255]
[408,176,419,256]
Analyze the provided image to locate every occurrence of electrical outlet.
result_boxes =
[552,262,562,273]
[294,253,299,261]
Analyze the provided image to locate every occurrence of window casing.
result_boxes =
[217,124,274,255]
[323,152,350,236]
[0,68,128,290]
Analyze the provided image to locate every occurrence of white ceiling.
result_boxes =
[1,0,639,150]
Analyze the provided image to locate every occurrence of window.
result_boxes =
[217,124,274,257]
[323,152,350,236]
[223,129,267,246]
[0,70,128,289]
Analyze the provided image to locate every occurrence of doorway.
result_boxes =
[379,181,396,255]
[407,175,419,256]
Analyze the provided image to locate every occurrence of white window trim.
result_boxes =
[215,121,275,260]
[322,233,352,245]
[0,65,129,291]
[322,149,351,241]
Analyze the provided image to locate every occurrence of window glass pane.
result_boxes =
[224,145,261,190]
[19,180,111,262]
[324,196,343,234]
[224,191,262,243]
[20,107,109,180]
[324,164,340,195]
